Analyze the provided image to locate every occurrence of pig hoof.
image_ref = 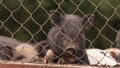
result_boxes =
[57,58,66,64]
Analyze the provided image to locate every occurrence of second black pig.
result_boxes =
[1,43,42,63]
[116,29,120,47]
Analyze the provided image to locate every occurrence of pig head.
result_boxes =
[43,10,95,64]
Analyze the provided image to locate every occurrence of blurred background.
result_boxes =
[0,0,120,49]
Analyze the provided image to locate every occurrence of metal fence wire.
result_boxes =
[0,0,120,67]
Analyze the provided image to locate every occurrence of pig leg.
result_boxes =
[43,49,54,63]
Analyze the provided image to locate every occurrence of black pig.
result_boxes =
[1,43,42,63]
[0,36,21,60]
[43,10,95,64]
[0,36,44,62]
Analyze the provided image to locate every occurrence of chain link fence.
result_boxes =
[0,0,120,67]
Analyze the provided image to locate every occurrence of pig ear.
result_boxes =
[50,10,63,26]
[81,14,95,30]
[109,51,118,60]
[2,46,16,59]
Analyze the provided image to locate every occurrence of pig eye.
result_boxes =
[66,48,76,54]
[61,29,65,33]
[15,56,25,60]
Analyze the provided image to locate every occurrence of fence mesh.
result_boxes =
[0,0,120,67]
